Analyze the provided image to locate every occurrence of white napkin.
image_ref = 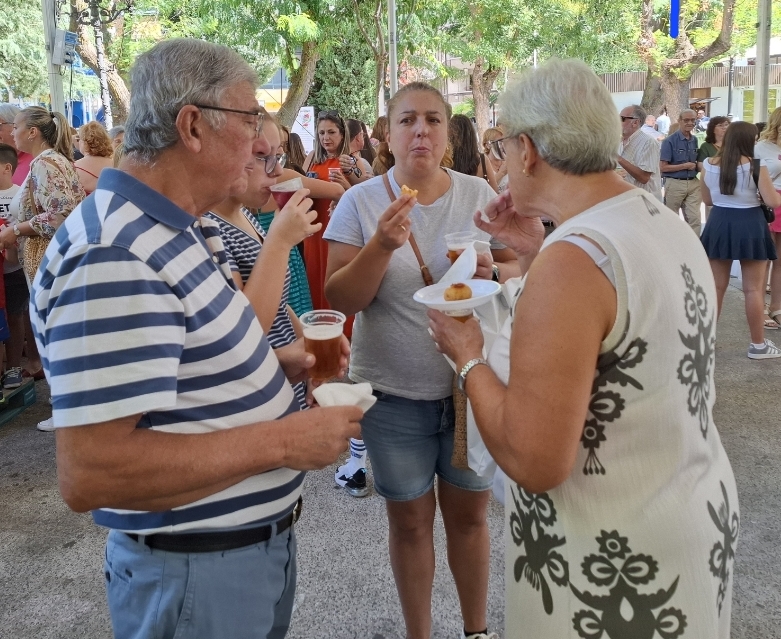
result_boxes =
[312,382,377,412]
[439,240,492,286]
[440,243,477,285]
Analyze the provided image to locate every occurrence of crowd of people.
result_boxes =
[1,36,778,639]
[616,102,781,358]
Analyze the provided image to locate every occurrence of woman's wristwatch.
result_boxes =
[457,358,489,392]
[491,264,500,282]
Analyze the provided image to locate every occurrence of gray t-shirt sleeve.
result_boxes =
[324,189,367,248]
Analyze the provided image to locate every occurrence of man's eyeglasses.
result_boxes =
[680,118,696,124]
[487,136,511,161]
[257,153,286,175]
[192,104,265,137]
[620,116,638,122]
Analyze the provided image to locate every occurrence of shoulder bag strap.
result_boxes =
[479,153,489,182]
[27,174,38,218]
[382,173,434,287]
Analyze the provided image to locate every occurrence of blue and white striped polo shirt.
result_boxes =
[30,169,302,535]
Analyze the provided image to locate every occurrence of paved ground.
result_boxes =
[1,281,780,638]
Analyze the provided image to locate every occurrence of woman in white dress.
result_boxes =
[428,58,738,639]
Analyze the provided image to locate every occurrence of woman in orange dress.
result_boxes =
[302,111,357,334]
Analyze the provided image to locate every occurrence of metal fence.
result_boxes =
[599,65,781,92]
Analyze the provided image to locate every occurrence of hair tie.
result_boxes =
[49,112,55,119]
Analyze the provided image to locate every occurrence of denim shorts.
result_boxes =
[361,390,493,501]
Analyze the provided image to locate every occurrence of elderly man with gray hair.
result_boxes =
[617,104,662,201]
[660,108,702,234]
[107,124,124,149]
[30,38,363,639]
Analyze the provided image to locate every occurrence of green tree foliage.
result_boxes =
[309,33,377,123]
[202,0,345,126]
[638,0,737,119]
[434,0,640,134]
[1,0,101,102]
[0,0,48,99]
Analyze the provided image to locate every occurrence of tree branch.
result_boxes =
[352,0,380,58]
[687,0,736,67]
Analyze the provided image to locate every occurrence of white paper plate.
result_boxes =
[413,279,502,311]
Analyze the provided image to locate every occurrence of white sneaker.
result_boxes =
[36,417,55,432]
[747,339,781,360]
[334,462,370,497]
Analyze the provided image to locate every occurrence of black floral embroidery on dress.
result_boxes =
[707,481,739,615]
[676,264,716,439]
[509,485,569,615]
[571,530,687,639]
[582,335,647,475]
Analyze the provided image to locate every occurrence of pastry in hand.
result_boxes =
[401,184,418,198]
[444,282,472,301]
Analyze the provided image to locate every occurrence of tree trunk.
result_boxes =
[90,1,113,129]
[660,72,691,123]
[70,1,130,123]
[471,57,500,139]
[276,41,320,129]
[376,53,388,117]
[640,70,663,116]
[637,0,736,125]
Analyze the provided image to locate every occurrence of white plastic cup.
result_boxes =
[445,231,477,264]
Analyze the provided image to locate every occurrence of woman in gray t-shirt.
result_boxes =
[324,82,519,639]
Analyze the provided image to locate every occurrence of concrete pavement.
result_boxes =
[1,281,779,638]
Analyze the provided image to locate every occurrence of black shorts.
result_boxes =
[4,269,29,316]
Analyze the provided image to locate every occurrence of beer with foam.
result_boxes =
[300,310,346,380]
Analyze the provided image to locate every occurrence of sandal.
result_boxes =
[770,309,781,329]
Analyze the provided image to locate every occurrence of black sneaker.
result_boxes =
[335,464,370,497]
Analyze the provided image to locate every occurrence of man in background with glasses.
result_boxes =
[30,38,363,639]
[660,109,702,235]
[617,105,663,202]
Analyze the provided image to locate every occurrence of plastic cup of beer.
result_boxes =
[445,232,476,264]
[270,177,303,209]
[300,310,346,380]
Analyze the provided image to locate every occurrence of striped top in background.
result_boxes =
[254,210,313,317]
[30,169,303,535]
[205,209,307,410]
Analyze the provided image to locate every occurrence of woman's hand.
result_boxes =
[474,190,545,258]
[0,225,17,251]
[330,170,351,190]
[374,193,417,251]
[267,189,321,249]
[338,154,357,174]
[473,251,494,280]
[427,310,484,371]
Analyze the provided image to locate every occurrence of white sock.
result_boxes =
[751,342,766,349]
[347,438,367,471]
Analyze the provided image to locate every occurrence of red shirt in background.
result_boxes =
[12,151,33,186]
